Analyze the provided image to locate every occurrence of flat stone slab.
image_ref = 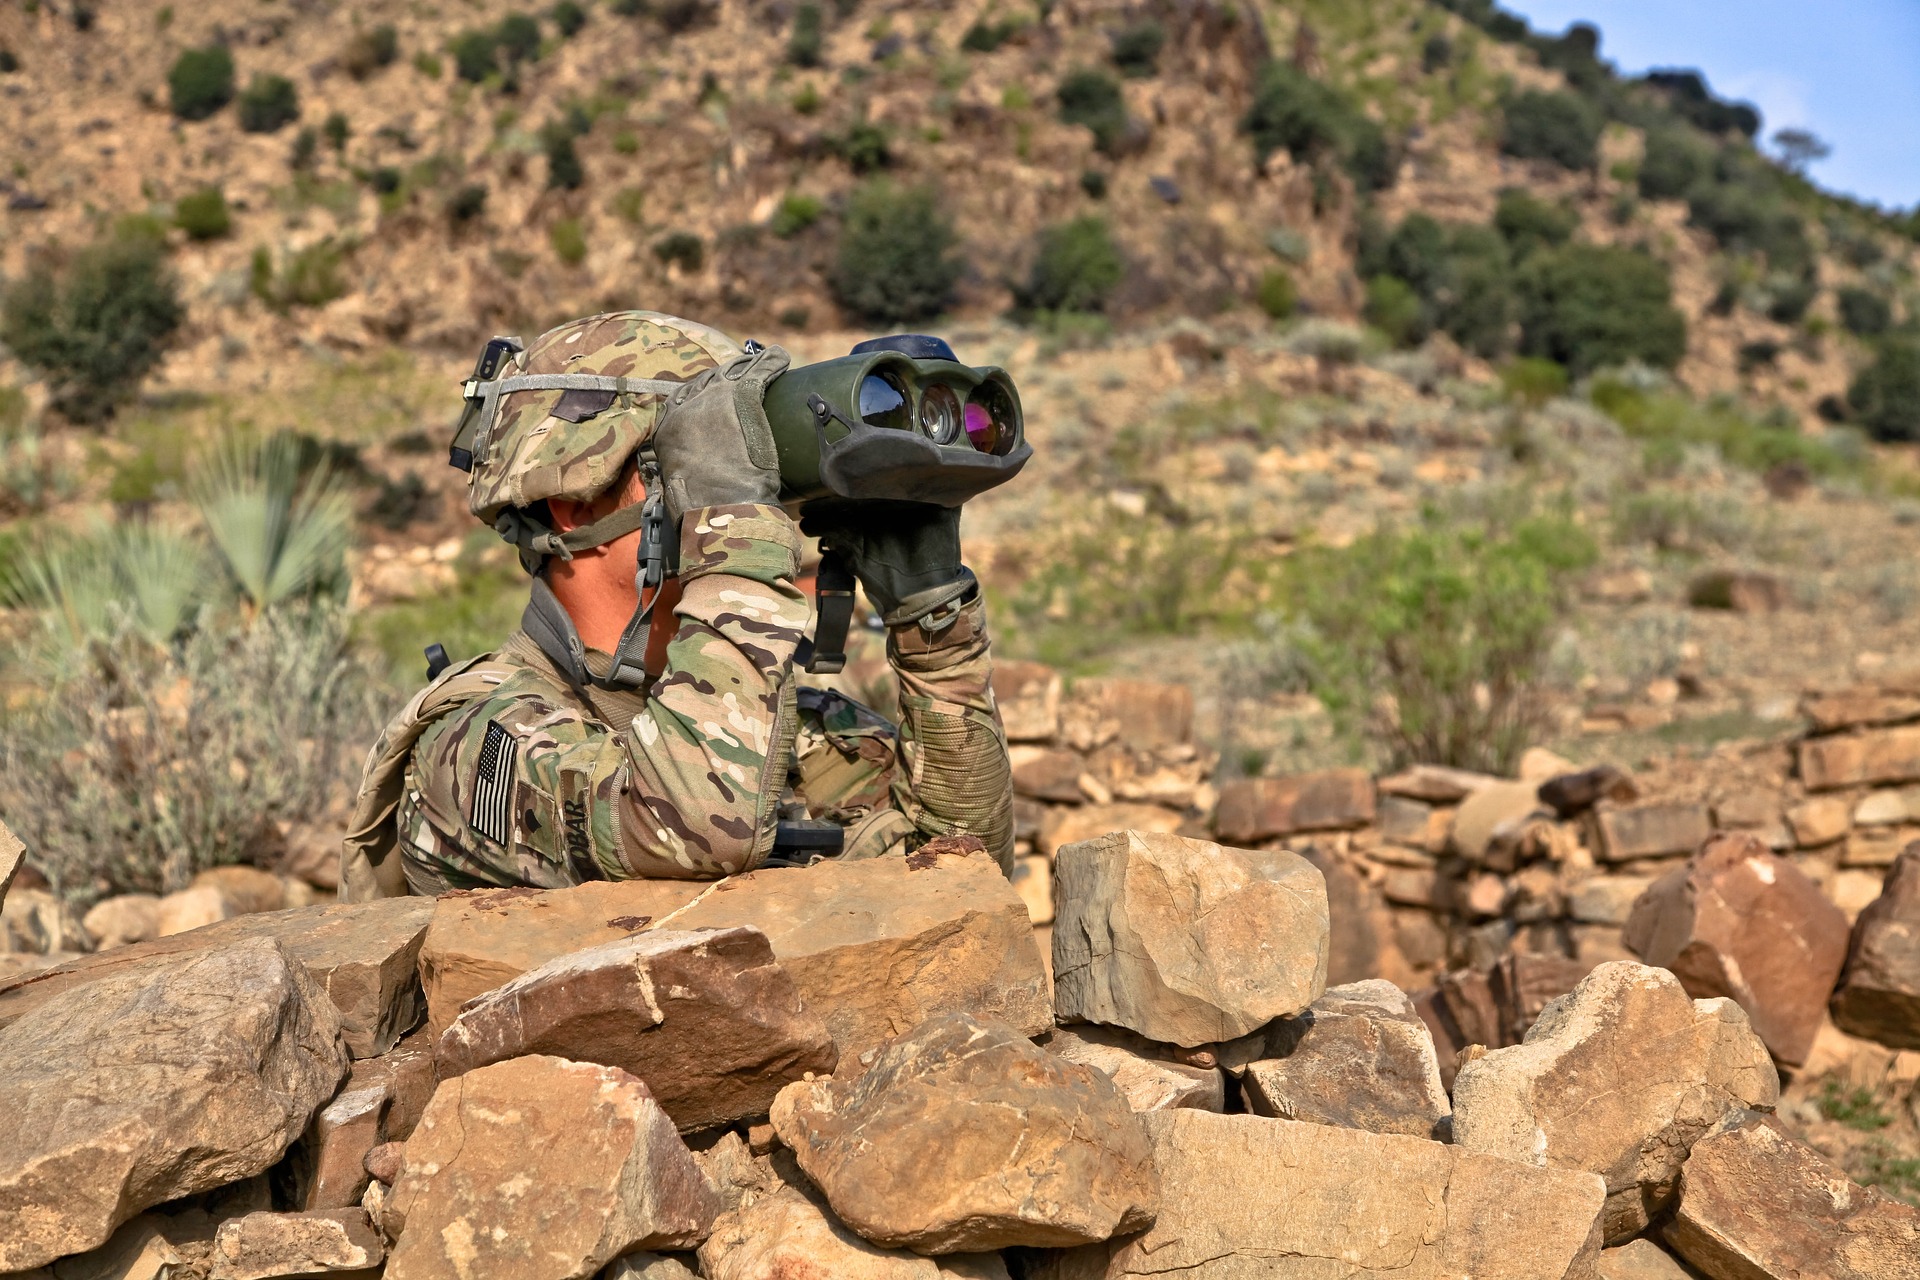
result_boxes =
[1830,847,1920,1050]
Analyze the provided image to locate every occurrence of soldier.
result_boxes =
[339,311,1014,899]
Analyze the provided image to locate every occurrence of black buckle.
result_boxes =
[796,549,856,674]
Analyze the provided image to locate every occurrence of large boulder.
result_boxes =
[1033,1110,1606,1279]
[383,1054,719,1280]
[1052,830,1329,1047]
[81,894,163,951]
[436,926,836,1132]
[0,938,349,1270]
[0,897,435,1057]
[1830,845,1920,1049]
[771,1012,1158,1253]
[1624,833,1850,1067]
[1222,979,1450,1140]
[417,849,1049,1066]
[1452,962,1779,1244]
[1664,1113,1920,1279]
[699,1186,1011,1280]
[1044,1024,1225,1113]
[1596,1239,1695,1280]
[209,1208,384,1280]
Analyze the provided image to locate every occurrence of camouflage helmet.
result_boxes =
[462,310,746,527]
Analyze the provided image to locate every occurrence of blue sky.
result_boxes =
[1501,1,1920,210]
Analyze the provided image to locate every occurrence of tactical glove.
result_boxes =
[803,501,975,627]
[651,344,791,522]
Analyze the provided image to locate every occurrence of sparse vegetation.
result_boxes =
[1243,61,1393,192]
[1109,22,1163,79]
[251,240,350,311]
[174,186,231,240]
[770,192,824,238]
[342,25,399,79]
[550,217,587,265]
[1850,338,1920,442]
[1018,216,1124,315]
[1057,68,1131,157]
[787,4,823,68]
[652,230,705,273]
[1517,244,1687,376]
[829,181,962,325]
[236,73,300,134]
[167,46,234,121]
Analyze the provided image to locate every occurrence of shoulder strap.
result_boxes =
[338,653,525,901]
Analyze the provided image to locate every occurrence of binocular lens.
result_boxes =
[857,372,912,432]
[920,385,963,446]
[964,383,1017,456]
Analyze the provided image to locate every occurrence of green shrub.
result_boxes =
[1500,89,1601,170]
[552,0,587,36]
[1493,187,1577,259]
[829,181,962,325]
[168,45,234,120]
[1018,216,1124,314]
[770,191,824,238]
[1501,356,1569,405]
[413,50,443,77]
[1421,32,1452,73]
[833,122,891,173]
[1109,21,1163,78]
[323,111,350,151]
[1079,169,1108,199]
[1256,268,1296,320]
[1850,338,1920,442]
[1637,128,1708,200]
[1591,376,1853,480]
[0,230,184,423]
[1436,223,1516,358]
[450,30,497,81]
[236,73,299,133]
[961,17,1019,52]
[1685,170,1812,273]
[496,13,543,63]
[1518,243,1687,376]
[446,183,488,223]
[290,127,319,169]
[1284,504,1597,773]
[787,3,823,67]
[1365,275,1426,347]
[1242,61,1392,191]
[174,186,231,240]
[252,240,349,311]
[550,217,587,265]
[1838,286,1893,337]
[342,24,398,79]
[542,124,584,189]
[1057,68,1129,155]
[652,230,705,272]
[1765,276,1816,324]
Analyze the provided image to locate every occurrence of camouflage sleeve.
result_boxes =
[612,503,810,878]
[886,592,1015,874]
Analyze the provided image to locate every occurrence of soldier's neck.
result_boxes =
[545,563,640,654]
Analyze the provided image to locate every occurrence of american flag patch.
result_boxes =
[470,721,518,846]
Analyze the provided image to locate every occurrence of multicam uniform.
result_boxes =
[341,312,1012,899]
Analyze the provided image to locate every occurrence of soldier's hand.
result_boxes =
[651,344,791,523]
[801,501,973,627]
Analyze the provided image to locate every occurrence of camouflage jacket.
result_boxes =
[366,504,1013,895]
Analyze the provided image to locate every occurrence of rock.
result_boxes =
[1450,780,1546,862]
[1052,830,1329,1046]
[1452,962,1779,1244]
[156,885,240,936]
[364,1141,404,1187]
[80,894,162,951]
[1802,690,1920,733]
[1687,569,1785,613]
[1069,678,1192,751]
[1714,789,1778,829]
[1297,845,1407,987]
[1596,801,1713,862]
[771,1012,1158,1252]
[1038,802,1186,856]
[1012,853,1054,926]
[1212,769,1375,842]
[0,938,349,1271]
[1487,952,1597,1047]
[1831,846,1920,1050]
[192,865,288,915]
[1570,875,1655,925]
[436,926,836,1132]
[1376,795,1447,850]
[1012,747,1092,803]
[993,660,1063,743]
[0,898,435,1057]
[1225,980,1449,1140]
[298,1058,393,1210]
[1854,790,1910,826]
[1829,868,1890,921]
[1800,724,1920,791]
[0,820,21,909]
[1844,826,1909,866]
[1033,1110,1606,1280]
[1538,765,1638,819]
[21,1213,183,1280]
[1518,748,1581,782]
[210,1208,383,1280]
[699,1185,1011,1280]
[416,852,1049,1066]
[602,1255,702,1280]
[1376,764,1499,804]
[384,1055,719,1279]
[1044,1024,1225,1113]
[1625,833,1852,1067]
[1414,970,1500,1090]
[1664,1113,1920,1279]
[1788,795,1853,847]
[1597,1239,1696,1280]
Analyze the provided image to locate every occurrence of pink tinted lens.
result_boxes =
[964,402,994,450]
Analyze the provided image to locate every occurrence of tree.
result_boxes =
[168,45,234,120]
[1517,243,1687,376]
[1018,217,1124,314]
[829,182,963,325]
[1770,128,1831,176]
[1849,338,1920,442]
[1500,90,1601,170]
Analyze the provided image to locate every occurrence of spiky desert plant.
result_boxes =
[190,433,352,613]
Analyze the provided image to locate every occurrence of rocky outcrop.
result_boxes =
[1830,845,1920,1049]
[1044,1024,1225,1113]
[699,1186,1012,1280]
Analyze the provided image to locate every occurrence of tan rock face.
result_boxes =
[1212,769,1375,843]
[1068,678,1193,751]
[1449,780,1546,862]
[1800,723,1920,792]
[699,1186,1011,1280]
[1052,830,1329,1047]
[0,819,22,908]
[210,1208,384,1280]
[2,886,88,954]
[436,926,836,1132]
[1013,748,1093,803]
[603,1255,703,1280]
[1376,765,1499,804]
[384,1055,719,1280]
[1788,796,1853,847]
[1037,802,1186,857]
[1033,1110,1605,1280]
[1045,1024,1225,1113]
[1831,846,1920,1050]
[192,865,289,915]
[1225,979,1450,1140]
[772,1013,1158,1253]
[417,851,1050,1066]
[21,1213,183,1280]
[1452,962,1779,1244]
[157,885,241,936]
[1624,833,1852,1066]
[1664,1114,1920,1280]
[297,1058,393,1211]
[80,894,163,951]
[1596,1239,1695,1280]
[1596,801,1714,862]
[993,660,1064,743]
[0,897,435,1057]
[0,938,349,1271]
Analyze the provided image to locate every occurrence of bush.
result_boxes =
[342,24,398,79]
[1079,169,1108,199]
[1849,338,1920,442]
[1365,275,1426,347]
[1437,224,1517,358]
[323,111,350,151]
[1637,128,1708,200]
[550,217,587,265]
[1018,216,1124,314]
[251,240,349,311]
[1243,61,1393,192]
[0,231,184,423]
[174,186,231,240]
[1686,179,1811,271]
[652,230,705,272]
[446,183,488,223]
[1838,286,1893,337]
[542,125,583,189]
[237,73,300,133]
[168,45,234,120]
[1109,21,1163,78]
[1493,187,1577,259]
[770,191,824,238]
[832,122,891,173]
[552,0,587,36]
[961,17,1019,52]
[1765,276,1816,324]
[496,13,543,63]
[1057,68,1129,156]
[829,181,962,325]
[1421,32,1452,73]
[787,3,823,67]
[1517,243,1687,376]
[1284,504,1597,773]
[450,29,499,82]
[1256,268,1296,320]
[1501,90,1600,170]
[1501,356,1569,405]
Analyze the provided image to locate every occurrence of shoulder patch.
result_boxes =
[471,720,520,846]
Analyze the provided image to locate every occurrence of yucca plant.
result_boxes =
[4,521,212,668]
[191,433,352,614]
